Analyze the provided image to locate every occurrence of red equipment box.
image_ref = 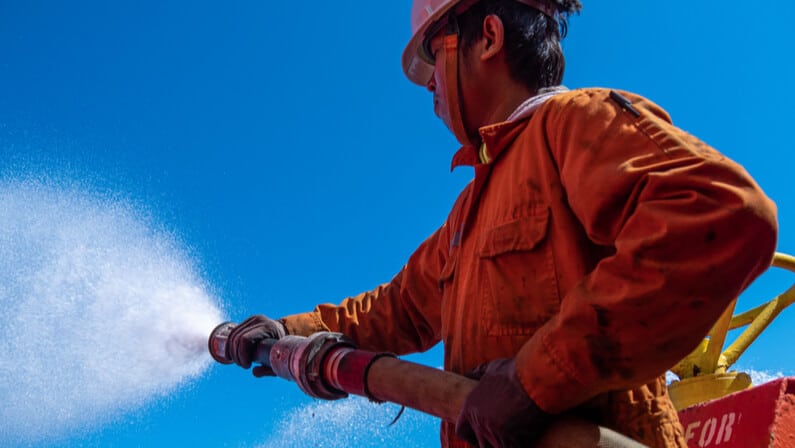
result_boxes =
[677,377,794,447]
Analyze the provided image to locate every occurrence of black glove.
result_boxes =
[455,358,552,447]
[227,314,287,377]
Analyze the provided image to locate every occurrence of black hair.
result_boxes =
[457,0,582,91]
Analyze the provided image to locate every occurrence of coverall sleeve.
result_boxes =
[280,224,449,355]
[516,90,778,414]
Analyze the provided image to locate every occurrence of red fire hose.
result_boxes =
[209,324,646,447]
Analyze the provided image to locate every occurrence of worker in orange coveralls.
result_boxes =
[226,1,778,447]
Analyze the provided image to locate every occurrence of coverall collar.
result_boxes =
[450,85,569,170]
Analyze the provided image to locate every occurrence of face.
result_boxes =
[426,33,452,128]
[424,14,510,144]
[424,29,481,143]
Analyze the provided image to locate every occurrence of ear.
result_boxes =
[480,15,505,61]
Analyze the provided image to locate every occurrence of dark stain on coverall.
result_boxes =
[593,305,610,327]
[705,229,716,243]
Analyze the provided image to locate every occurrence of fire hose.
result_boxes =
[209,323,647,447]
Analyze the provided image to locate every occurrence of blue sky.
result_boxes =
[1,1,793,447]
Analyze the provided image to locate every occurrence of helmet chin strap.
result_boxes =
[441,16,477,147]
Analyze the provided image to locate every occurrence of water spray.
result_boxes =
[208,322,647,447]
[0,178,224,444]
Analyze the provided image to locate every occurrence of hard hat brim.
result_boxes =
[402,3,456,86]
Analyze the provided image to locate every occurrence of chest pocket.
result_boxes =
[478,206,560,336]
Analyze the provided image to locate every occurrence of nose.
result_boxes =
[426,75,436,93]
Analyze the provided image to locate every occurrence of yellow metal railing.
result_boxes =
[668,252,795,410]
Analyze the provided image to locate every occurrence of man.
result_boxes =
[227,1,778,446]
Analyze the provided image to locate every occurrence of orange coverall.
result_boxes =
[281,88,778,447]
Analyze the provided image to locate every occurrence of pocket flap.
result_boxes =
[479,207,550,258]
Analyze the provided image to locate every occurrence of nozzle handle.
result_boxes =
[253,338,277,369]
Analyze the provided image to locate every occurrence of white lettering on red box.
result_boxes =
[684,412,738,447]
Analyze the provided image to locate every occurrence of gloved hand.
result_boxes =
[227,314,287,377]
[455,358,552,447]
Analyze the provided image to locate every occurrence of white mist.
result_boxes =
[0,178,225,444]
